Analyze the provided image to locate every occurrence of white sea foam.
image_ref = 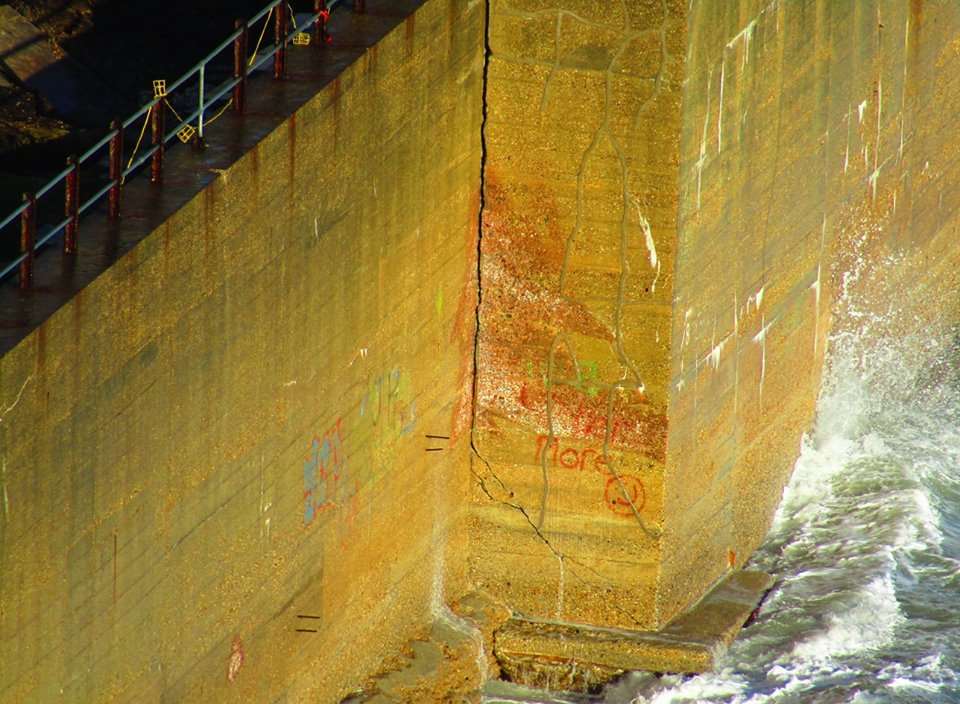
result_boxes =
[790,574,903,661]
[501,237,960,704]
[604,253,960,703]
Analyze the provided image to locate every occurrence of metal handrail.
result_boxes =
[0,0,353,289]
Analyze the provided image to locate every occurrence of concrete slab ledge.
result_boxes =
[494,570,774,693]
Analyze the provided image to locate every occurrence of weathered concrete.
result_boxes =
[3,0,960,699]
[473,0,685,633]
[495,571,773,692]
[663,0,960,623]
[345,592,512,702]
[0,1,484,701]
[472,0,960,687]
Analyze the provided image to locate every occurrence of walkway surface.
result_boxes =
[0,0,422,357]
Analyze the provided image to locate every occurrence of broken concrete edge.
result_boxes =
[492,570,775,692]
[343,572,774,700]
[341,590,513,702]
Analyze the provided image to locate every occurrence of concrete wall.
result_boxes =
[0,1,484,701]
[5,0,960,697]
[474,0,686,630]
[663,0,960,620]
[475,0,960,636]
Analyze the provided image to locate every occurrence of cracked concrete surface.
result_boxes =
[472,0,683,633]
[6,0,960,700]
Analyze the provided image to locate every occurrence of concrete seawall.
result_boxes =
[0,2,484,701]
[665,0,960,620]
[2,0,960,700]
[472,0,960,687]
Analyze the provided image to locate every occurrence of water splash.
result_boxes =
[611,251,960,702]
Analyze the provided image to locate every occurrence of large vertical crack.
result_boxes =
[469,0,491,466]
[464,1,649,629]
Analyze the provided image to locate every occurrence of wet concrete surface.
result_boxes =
[0,0,424,357]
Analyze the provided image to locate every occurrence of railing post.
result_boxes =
[354,0,365,13]
[315,0,328,46]
[274,1,286,79]
[151,100,164,184]
[64,155,79,254]
[233,19,247,114]
[198,64,206,139]
[19,193,35,289]
[108,119,123,219]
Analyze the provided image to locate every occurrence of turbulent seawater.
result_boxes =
[485,313,960,702]
[609,345,960,703]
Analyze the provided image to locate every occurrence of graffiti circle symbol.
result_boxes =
[603,474,645,516]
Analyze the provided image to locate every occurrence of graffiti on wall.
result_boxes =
[534,434,609,473]
[303,418,348,526]
[603,474,645,516]
[515,376,660,456]
[534,433,646,517]
[524,357,603,399]
[359,367,417,438]
[301,368,418,531]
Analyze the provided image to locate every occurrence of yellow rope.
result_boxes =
[248,8,273,67]
[288,2,298,32]
[161,90,232,145]
[120,6,279,184]
[163,98,184,124]
[122,109,152,184]
[205,98,233,127]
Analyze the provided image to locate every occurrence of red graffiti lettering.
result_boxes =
[534,435,608,474]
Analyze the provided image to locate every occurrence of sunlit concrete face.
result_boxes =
[473,0,686,631]
[664,0,960,623]
[0,2,485,701]
[472,0,960,641]
[4,0,960,699]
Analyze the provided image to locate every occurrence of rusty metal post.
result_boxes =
[64,155,79,254]
[315,0,328,46]
[150,100,164,184]
[19,193,35,289]
[108,119,122,219]
[354,0,365,13]
[274,1,286,79]
[233,19,247,114]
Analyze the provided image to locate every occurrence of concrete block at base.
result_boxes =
[494,571,774,693]
[344,592,513,703]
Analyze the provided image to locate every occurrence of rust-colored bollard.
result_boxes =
[315,0,329,46]
[233,19,247,114]
[151,101,164,184]
[19,192,35,289]
[354,0,366,13]
[274,1,287,79]
[108,119,123,219]
[64,155,79,254]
